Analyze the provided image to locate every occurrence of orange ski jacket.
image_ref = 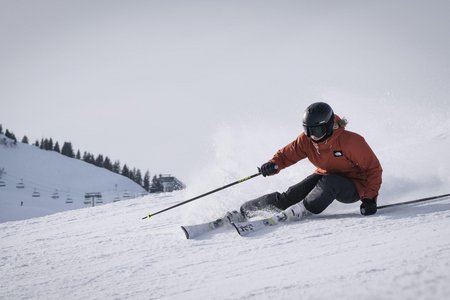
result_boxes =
[270,117,382,200]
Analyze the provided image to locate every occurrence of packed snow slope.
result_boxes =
[0,135,146,222]
[1,193,450,300]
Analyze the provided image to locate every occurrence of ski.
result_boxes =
[181,210,245,239]
[181,217,227,239]
[232,213,287,237]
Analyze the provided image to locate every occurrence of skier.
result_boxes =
[238,102,382,223]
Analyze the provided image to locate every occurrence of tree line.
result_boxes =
[0,124,158,192]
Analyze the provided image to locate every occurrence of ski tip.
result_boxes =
[180,226,190,239]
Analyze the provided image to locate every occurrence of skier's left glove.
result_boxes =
[360,198,377,216]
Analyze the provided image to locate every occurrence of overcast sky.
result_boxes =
[1,0,449,182]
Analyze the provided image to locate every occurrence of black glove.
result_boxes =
[260,162,278,177]
[360,198,377,216]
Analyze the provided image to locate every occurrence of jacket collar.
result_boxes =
[311,127,344,150]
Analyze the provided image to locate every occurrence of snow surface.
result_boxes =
[0,136,146,222]
[1,193,450,300]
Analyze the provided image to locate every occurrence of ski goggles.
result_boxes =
[303,124,327,140]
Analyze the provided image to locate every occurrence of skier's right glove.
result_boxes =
[260,162,278,177]
[360,198,377,216]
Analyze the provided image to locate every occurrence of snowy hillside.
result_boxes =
[0,135,146,222]
[1,193,449,299]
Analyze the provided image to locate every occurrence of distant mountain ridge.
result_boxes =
[0,123,153,192]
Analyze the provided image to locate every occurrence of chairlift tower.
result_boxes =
[84,192,102,207]
[0,168,5,187]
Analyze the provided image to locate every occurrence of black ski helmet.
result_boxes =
[302,102,335,142]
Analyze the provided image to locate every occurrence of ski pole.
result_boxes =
[377,193,450,209]
[142,172,261,220]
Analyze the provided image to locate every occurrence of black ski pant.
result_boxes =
[240,173,360,217]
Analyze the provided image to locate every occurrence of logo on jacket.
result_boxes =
[333,150,343,157]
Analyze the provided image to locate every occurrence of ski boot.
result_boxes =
[270,202,308,224]
[225,210,246,224]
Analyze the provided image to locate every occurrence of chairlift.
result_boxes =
[32,189,40,198]
[0,180,6,187]
[123,191,131,198]
[51,190,60,199]
[16,180,25,189]
[84,198,91,205]
[95,196,103,204]
[113,195,120,202]
[65,194,73,204]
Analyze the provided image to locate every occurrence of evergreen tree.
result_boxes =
[53,141,60,153]
[113,160,121,173]
[21,136,29,144]
[48,138,54,150]
[34,140,40,147]
[76,150,81,160]
[95,154,104,167]
[85,153,94,164]
[40,138,45,149]
[5,129,16,142]
[0,124,3,134]
[43,138,49,150]
[143,170,151,192]
[121,164,130,177]
[129,168,136,182]
[103,156,113,171]
[61,142,75,158]
[135,169,143,186]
